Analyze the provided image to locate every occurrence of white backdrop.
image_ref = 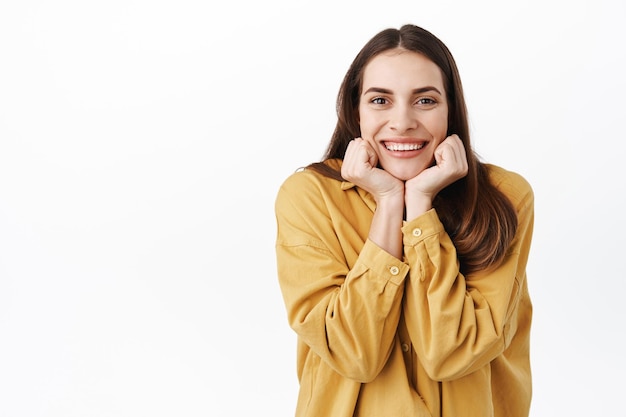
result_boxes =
[1,0,624,415]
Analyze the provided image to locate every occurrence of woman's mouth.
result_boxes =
[384,142,426,151]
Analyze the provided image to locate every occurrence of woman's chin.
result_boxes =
[380,158,431,182]
[385,166,425,182]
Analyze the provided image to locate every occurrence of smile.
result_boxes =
[384,142,425,151]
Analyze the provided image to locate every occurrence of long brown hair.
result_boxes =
[307,24,517,274]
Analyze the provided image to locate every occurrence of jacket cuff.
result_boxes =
[359,239,408,286]
[402,208,445,247]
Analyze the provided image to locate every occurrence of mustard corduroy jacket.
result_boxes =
[275,159,534,417]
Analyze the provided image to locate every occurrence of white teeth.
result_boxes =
[386,143,425,151]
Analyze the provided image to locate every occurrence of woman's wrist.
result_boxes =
[405,192,433,221]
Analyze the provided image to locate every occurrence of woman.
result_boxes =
[275,24,533,417]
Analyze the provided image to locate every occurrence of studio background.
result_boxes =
[1,1,624,415]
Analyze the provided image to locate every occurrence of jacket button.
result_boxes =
[412,228,422,237]
[389,266,400,275]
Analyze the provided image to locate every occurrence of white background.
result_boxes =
[1,0,624,416]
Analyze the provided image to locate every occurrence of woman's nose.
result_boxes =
[389,105,418,133]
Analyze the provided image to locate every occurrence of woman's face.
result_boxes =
[358,48,449,181]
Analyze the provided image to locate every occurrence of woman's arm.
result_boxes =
[275,170,408,382]
[402,173,534,380]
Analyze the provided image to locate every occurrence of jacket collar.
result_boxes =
[341,180,377,213]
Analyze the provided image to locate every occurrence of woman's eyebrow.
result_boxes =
[363,87,393,95]
[363,86,442,95]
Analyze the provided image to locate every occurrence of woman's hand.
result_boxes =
[341,137,404,203]
[343,139,405,258]
[405,134,468,219]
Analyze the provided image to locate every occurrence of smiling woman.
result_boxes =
[274,24,534,417]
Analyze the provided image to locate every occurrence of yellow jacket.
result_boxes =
[275,159,534,417]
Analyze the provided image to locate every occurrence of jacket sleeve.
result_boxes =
[401,174,534,381]
[275,171,408,382]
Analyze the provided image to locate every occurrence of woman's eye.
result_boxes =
[371,97,387,105]
[416,97,436,105]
